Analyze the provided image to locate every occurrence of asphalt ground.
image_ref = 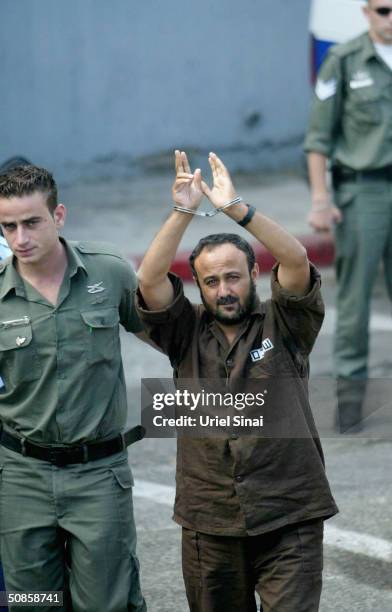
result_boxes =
[59,168,392,612]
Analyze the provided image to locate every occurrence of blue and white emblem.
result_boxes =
[250,338,274,362]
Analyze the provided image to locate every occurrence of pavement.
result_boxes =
[59,167,392,612]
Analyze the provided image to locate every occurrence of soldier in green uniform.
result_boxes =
[0,165,147,611]
[304,0,392,432]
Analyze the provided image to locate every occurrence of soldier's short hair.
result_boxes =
[0,165,58,213]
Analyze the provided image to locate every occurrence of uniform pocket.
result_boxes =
[110,462,135,555]
[182,528,202,586]
[0,465,4,528]
[297,519,324,574]
[0,318,42,385]
[110,462,134,488]
[352,101,381,125]
[334,185,357,210]
[81,307,120,365]
[333,188,358,259]
[346,90,382,127]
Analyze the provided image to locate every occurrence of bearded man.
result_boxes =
[136,150,338,612]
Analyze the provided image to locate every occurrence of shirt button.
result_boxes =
[235,475,243,483]
[230,434,238,440]
[226,358,234,367]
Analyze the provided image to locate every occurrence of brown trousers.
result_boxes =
[182,519,323,612]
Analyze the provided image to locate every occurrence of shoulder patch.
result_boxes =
[72,241,124,259]
[315,78,337,101]
[0,258,11,274]
[330,33,365,59]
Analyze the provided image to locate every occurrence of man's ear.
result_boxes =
[362,4,370,21]
[251,262,259,281]
[193,275,201,288]
[54,203,66,229]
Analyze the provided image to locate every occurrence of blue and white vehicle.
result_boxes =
[310,0,368,79]
[0,236,11,260]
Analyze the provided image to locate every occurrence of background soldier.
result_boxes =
[304,0,392,432]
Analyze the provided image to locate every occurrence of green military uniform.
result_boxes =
[0,239,146,612]
[304,32,392,422]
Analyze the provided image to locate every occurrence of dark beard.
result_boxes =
[201,280,257,326]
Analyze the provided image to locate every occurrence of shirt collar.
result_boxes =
[0,257,24,300]
[361,32,380,63]
[0,237,87,300]
[61,238,87,278]
[249,295,265,317]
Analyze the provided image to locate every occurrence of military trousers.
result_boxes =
[0,445,146,612]
[333,178,392,380]
[182,519,323,612]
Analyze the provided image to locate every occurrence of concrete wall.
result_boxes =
[0,0,311,176]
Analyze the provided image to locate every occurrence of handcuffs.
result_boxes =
[173,196,243,217]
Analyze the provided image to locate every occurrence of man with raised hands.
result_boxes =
[137,151,337,612]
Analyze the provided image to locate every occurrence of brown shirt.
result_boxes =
[136,264,338,536]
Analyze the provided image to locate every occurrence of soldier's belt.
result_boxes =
[0,426,145,466]
[332,165,392,187]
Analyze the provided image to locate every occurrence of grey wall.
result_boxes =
[0,0,311,177]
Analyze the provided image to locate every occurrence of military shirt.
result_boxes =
[136,264,338,536]
[304,32,392,170]
[0,239,142,444]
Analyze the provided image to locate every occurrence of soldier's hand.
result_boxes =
[172,150,204,210]
[201,152,237,209]
[307,204,342,232]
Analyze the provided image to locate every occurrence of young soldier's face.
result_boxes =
[364,0,392,44]
[194,243,259,326]
[0,191,65,266]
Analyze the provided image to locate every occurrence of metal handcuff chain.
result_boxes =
[173,196,243,217]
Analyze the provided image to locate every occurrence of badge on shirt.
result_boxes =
[349,71,374,90]
[87,282,105,294]
[315,78,337,101]
[0,316,30,330]
[250,338,274,362]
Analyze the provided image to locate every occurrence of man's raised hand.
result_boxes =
[172,150,203,210]
[201,152,237,209]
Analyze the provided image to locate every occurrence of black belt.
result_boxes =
[0,425,145,466]
[332,165,392,187]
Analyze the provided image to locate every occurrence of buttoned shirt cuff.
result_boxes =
[135,273,187,324]
[271,262,323,310]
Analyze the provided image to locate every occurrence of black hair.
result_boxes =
[0,164,58,213]
[189,233,256,276]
